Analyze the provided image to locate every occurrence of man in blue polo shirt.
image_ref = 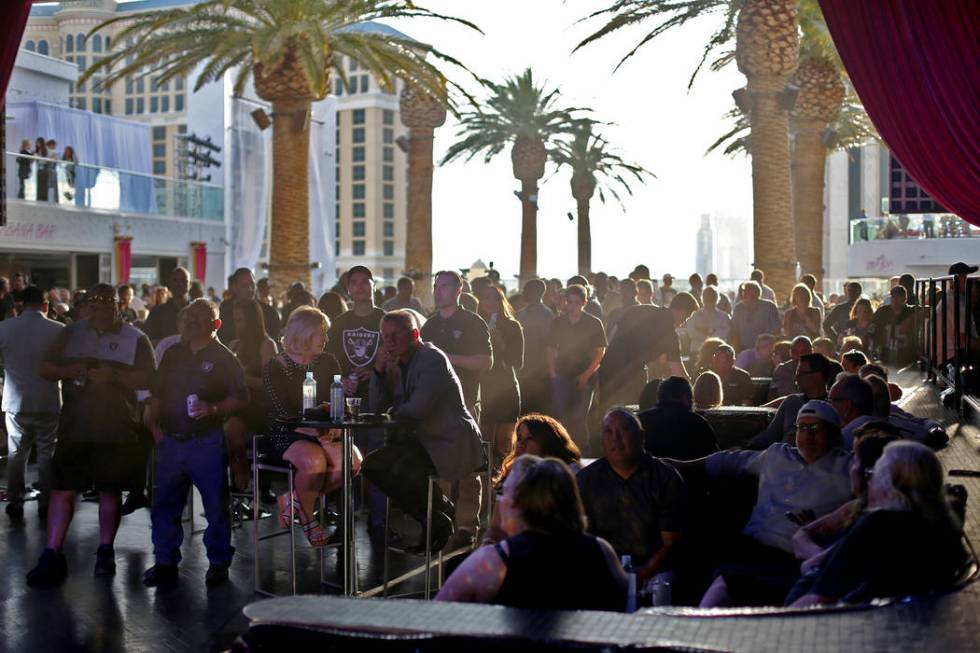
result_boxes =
[143,299,248,589]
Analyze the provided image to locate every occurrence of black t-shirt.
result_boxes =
[812,510,966,602]
[420,307,491,408]
[548,312,607,380]
[152,339,248,436]
[327,307,385,400]
[601,304,679,383]
[721,366,755,406]
[638,402,719,460]
[144,298,184,342]
[45,319,156,443]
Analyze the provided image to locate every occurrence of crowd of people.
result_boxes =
[0,260,973,612]
[15,137,78,203]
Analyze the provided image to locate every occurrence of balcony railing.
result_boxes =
[849,213,978,244]
[5,151,223,222]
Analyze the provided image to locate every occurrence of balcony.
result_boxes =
[5,151,223,222]
[847,213,979,278]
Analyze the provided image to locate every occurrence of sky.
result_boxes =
[386,1,754,281]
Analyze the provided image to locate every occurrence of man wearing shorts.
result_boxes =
[27,284,155,588]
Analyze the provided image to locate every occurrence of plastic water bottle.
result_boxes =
[330,374,344,421]
[302,372,317,412]
[622,555,636,613]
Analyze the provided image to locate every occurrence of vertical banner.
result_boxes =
[114,236,133,284]
[191,241,208,283]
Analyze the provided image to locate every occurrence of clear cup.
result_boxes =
[345,397,362,420]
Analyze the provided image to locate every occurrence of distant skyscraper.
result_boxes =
[695,213,713,278]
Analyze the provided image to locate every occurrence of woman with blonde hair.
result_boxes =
[694,337,726,375]
[477,285,525,469]
[692,371,723,409]
[263,306,359,547]
[437,455,626,611]
[783,283,822,339]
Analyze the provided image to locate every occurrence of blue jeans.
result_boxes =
[551,376,594,455]
[151,431,233,567]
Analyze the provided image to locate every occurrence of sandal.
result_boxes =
[276,493,294,529]
[278,492,331,548]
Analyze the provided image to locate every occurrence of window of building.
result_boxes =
[335,203,340,219]
[352,146,365,162]
[150,96,159,113]
[335,167,340,182]
[334,79,343,96]
[383,240,395,256]
[353,203,366,218]
[350,59,359,72]
[92,35,102,52]
[72,97,86,110]
[126,77,133,94]
[153,160,166,175]
[352,165,365,181]
[383,203,394,219]
[176,75,184,91]
[383,184,394,200]
[352,184,365,200]
[160,79,170,92]
[76,55,86,72]
[93,98,103,114]
[76,34,86,50]
[161,95,170,112]
[383,128,394,144]
[352,127,365,144]
[352,109,365,125]
[153,126,166,140]
[383,165,394,182]
[335,221,340,237]
[153,143,166,157]
[349,76,358,94]
[178,124,186,134]
[64,36,72,53]
[105,36,110,49]
[383,147,394,163]
[353,240,365,256]
[137,77,145,93]
[104,100,111,115]
[175,94,184,112]
[352,222,366,237]
[38,40,49,56]
[126,98,134,115]
[383,222,394,237]
[335,241,340,256]
[136,97,145,113]
[335,185,340,200]
[383,110,394,125]
[360,74,369,92]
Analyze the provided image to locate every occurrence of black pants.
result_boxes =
[360,434,452,524]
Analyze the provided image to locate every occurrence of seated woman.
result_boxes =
[483,414,582,544]
[692,371,723,410]
[263,306,361,547]
[436,455,627,611]
[224,298,278,490]
[792,441,968,606]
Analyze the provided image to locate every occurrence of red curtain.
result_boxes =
[115,237,133,283]
[819,0,980,226]
[1,1,34,111]
[191,241,207,283]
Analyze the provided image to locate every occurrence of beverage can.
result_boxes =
[186,394,198,416]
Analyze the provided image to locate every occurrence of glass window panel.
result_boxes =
[352,109,365,125]
[383,222,394,237]
[126,98,134,115]
[136,97,145,113]
[352,147,365,162]
[153,143,166,157]
[353,222,366,237]
[383,147,393,162]
[383,128,393,144]
[353,165,365,181]
[153,160,166,174]
[383,166,394,181]
[352,127,365,144]
[383,203,394,219]
[383,184,394,200]
[38,40,49,55]
[352,184,366,200]
[383,240,394,256]
[383,110,394,125]
[360,75,369,91]
[92,35,102,52]
[161,95,169,112]
[175,94,184,111]
[353,203,366,218]
[353,240,365,256]
[150,96,158,113]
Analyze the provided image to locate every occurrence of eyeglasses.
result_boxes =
[795,423,822,433]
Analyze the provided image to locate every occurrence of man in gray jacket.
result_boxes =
[0,286,64,519]
[365,311,483,553]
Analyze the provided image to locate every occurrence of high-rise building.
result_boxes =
[695,213,713,278]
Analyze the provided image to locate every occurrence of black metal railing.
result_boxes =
[915,275,978,410]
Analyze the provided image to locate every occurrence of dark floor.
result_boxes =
[1,369,977,653]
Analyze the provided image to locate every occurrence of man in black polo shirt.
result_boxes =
[327,265,387,539]
[27,284,156,588]
[548,284,606,452]
[145,267,191,345]
[711,345,755,406]
[217,268,282,345]
[420,270,491,549]
[577,408,686,588]
[142,299,248,588]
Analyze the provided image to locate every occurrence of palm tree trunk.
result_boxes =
[576,195,592,276]
[268,99,312,292]
[405,126,434,306]
[519,179,538,283]
[793,118,828,283]
[748,79,796,303]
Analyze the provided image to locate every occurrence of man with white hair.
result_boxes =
[731,281,781,353]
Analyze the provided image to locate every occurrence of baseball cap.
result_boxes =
[662,273,673,281]
[797,400,841,428]
[948,262,978,275]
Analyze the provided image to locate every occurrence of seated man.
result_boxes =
[577,409,686,588]
[143,299,248,589]
[638,376,718,461]
[711,345,755,406]
[769,336,812,400]
[671,400,853,607]
[828,373,875,449]
[735,333,776,378]
[364,311,484,553]
[749,353,832,449]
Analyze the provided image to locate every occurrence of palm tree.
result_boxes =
[577,0,801,299]
[441,69,586,283]
[400,82,446,307]
[551,121,654,275]
[80,0,479,291]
